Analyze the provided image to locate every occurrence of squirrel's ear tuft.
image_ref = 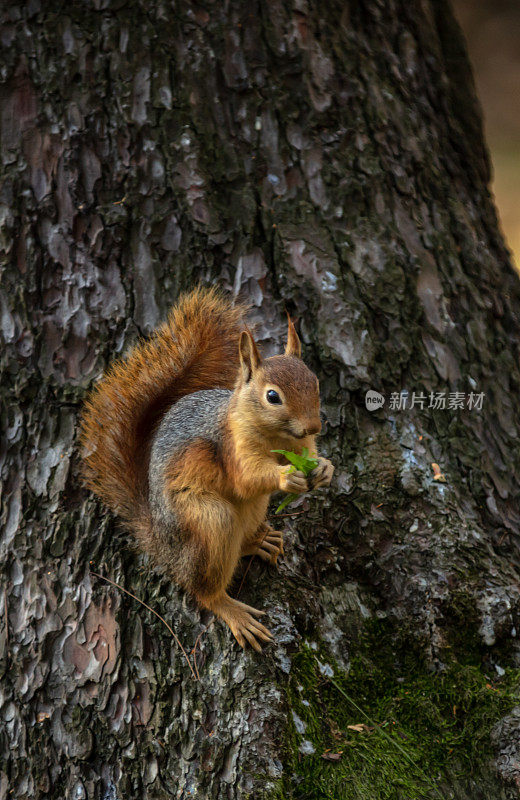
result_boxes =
[239,329,262,382]
[285,313,302,358]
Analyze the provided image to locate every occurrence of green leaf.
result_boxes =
[271,448,319,514]
[271,448,318,475]
[275,493,298,514]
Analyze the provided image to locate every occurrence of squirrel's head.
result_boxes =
[234,315,322,442]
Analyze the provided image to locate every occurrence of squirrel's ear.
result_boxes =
[285,313,302,358]
[239,330,262,382]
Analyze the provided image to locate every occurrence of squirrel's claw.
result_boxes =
[242,526,284,565]
[308,457,334,490]
[259,531,284,565]
[214,595,273,652]
[231,612,273,652]
[240,619,273,652]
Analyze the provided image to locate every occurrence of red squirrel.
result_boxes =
[80,287,334,651]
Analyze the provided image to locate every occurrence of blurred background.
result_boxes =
[454,0,520,269]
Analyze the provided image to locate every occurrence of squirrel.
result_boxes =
[80,287,334,651]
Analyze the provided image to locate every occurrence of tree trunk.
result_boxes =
[2,1,520,798]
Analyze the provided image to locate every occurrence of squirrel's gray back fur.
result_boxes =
[149,388,232,517]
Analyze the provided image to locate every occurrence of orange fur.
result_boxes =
[79,287,247,533]
[165,440,230,498]
[163,436,271,597]
[173,490,238,598]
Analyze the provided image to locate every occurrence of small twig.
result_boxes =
[236,556,255,599]
[90,571,198,681]
[271,509,306,519]
[192,650,201,683]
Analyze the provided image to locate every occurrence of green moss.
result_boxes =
[280,621,520,799]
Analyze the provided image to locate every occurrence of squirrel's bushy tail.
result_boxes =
[79,286,247,536]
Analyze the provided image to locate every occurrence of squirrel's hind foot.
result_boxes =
[206,593,273,653]
[242,525,284,566]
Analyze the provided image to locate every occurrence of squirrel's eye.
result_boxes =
[266,389,282,405]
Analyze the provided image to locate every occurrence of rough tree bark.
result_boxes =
[2,1,520,798]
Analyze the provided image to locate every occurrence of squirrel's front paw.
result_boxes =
[279,465,308,494]
[308,457,334,490]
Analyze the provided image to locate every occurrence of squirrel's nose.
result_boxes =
[305,420,322,436]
